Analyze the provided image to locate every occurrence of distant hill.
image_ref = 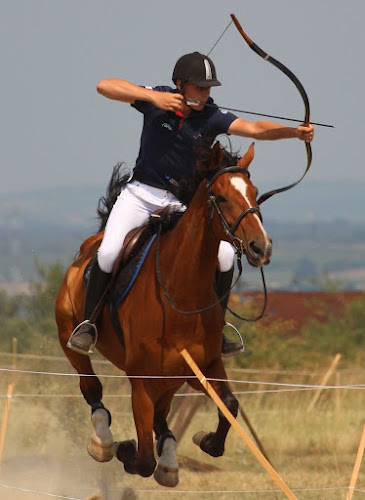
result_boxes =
[0,179,364,287]
[1,184,102,231]
[1,178,364,225]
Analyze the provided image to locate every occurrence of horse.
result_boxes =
[55,141,272,487]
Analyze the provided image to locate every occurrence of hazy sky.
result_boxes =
[1,1,364,197]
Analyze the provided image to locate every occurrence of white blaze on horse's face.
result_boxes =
[230,176,272,263]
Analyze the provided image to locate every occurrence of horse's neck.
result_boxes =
[161,182,220,293]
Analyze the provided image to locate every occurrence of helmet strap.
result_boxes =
[177,79,186,95]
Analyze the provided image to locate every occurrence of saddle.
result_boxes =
[117,211,163,268]
[84,207,183,300]
[83,207,184,347]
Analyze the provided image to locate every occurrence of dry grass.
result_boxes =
[0,353,364,499]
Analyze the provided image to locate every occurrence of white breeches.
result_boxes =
[97,180,235,273]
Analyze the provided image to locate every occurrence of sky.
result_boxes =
[0,1,364,199]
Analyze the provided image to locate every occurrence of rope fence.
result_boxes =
[0,348,364,499]
[0,366,364,393]
[0,481,364,498]
[0,482,83,499]
[0,350,364,376]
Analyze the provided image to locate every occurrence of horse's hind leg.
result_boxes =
[62,348,114,462]
[153,388,180,487]
[189,360,238,458]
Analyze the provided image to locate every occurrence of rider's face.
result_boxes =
[179,82,211,111]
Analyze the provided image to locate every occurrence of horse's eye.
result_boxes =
[216,194,228,203]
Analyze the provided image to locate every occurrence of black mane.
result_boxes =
[96,143,241,232]
[157,142,241,206]
[97,163,131,231]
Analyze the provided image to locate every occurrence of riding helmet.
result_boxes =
[172,52,221,87]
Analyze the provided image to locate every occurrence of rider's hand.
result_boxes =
[150,91,184,112]
[297,123,314,143]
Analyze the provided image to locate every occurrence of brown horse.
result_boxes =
[55,142,272,487]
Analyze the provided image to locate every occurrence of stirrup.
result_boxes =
[67,320,99,355]
[224,322,245,352]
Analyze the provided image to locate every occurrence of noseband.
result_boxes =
[206,166,262,250]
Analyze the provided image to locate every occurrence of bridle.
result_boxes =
[155,165,267,320]
[206,165,262,252]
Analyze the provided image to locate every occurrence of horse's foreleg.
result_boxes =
[62,349,114,462]
[189,362,238,458]
[115,379,156,477]
[153,388,180,487]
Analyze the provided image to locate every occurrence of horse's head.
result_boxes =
[205,142,272,267]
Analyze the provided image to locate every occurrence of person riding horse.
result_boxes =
[67,51,314,357]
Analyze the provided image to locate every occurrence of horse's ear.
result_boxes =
[238,142,255,169]
[209,142,224,169]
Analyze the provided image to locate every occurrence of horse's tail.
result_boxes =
[97,163,131,231]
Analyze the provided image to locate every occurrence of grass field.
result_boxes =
[0,352,364,500]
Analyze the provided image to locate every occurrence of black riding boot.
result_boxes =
[67,258,111,355]
[215,268,244,357]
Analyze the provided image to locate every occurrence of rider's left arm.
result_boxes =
[227,118,314,142]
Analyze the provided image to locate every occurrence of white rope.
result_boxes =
[0,367,363,392]
[0,367,196,379]
[1,383,364,400]
[0,351,110,365]
[1,351,363,376]
[110,486,351,494]
[0,481,357,496]
[0,482,83,499]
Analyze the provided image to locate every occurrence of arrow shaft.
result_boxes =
[185,100,333,128]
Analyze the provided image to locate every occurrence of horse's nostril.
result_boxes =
[250,241,263,256]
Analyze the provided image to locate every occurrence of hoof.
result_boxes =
[154,463,179,487]
[115,440,137,465]
[87,438,113,462]
[193,431,208,447]
[193,431,223,457]
[88,408,114,462]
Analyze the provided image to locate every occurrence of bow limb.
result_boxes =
[230,13,312,204]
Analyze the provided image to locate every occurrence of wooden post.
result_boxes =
[0,338,17,468]
[307,353,341,412]
[12,338,18,369]
[180,349,298,500]
[168,385,195,428]
[346,423,365,500]
[239,406,272,465]
[0,383,14,467]
[173,396,202,443]
[335,371,341,413]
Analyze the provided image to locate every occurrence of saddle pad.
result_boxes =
[113,233,157,307]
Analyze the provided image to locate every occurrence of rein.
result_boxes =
[154,166,268,320]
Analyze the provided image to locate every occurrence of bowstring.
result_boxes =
[207,20,233,56]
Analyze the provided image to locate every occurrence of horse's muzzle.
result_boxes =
[246,238,272,267]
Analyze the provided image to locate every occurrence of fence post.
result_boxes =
[0,338,17,468]
[180,348,298,500]
[307,353,341,412]
[346,423,365,500]
[0,383,14,467]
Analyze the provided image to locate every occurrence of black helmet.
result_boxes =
[172,52,221,87]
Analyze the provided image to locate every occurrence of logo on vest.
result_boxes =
[162,123,173,131]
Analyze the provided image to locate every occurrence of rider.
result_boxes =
[67,51,314,357]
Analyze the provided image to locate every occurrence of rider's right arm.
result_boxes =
[96,79,184,112]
